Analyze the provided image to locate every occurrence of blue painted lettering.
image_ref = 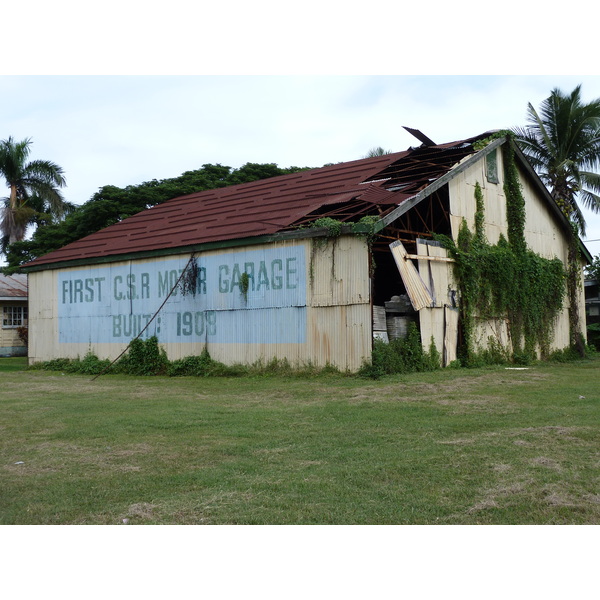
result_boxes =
[219,265,229,293]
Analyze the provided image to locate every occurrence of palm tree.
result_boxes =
[513,85,600,236]
[513,85,600,352]
[0,136,70,253]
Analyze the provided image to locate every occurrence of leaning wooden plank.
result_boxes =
[416,240,436,307]
[405,254,455,263]
[444,305,459,366]
[389,240,433,310]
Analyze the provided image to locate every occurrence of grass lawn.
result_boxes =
[1,356,599,524]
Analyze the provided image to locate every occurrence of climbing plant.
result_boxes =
[240,271,250,302]
[178,255,200,297]
[502,142,527,255]
[308,215,381,286]
[313,217,343,238]
[438,140,566,364]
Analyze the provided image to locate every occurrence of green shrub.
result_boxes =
[359,324,441,379]
[29,352,111,375]
[587,322,600,351]
[511,350,535,366]
[550,343,597,362]
[29,357,73,372]
[115,336,169,376]
[168,348,232,377]
[460,336,512,368]
[77,352,112,375]
[423,337,442,371]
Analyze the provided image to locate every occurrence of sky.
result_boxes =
[2,75,600,258]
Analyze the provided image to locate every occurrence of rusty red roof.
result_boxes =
[23,134,489,269]
[0,274,27,299]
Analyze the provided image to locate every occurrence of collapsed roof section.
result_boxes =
[23,133,493,270]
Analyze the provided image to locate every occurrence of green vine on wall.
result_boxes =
[309,215,380,287]
[179,255,200,297]
[502,142,527,255]
[474,181,486,245]
[240,271,250,302]
[313,217,343,238]
[438,142,566,364]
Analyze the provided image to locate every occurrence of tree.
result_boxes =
[0,136,70,254]
[586,254,600,282]
[513,85,600,353]
[364,146,393,158]
[513,85,600,236]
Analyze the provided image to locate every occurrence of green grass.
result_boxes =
[0,357,28,373]
[1,358,599,524]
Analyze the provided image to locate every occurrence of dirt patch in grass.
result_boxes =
[492,463,512,472]
[544,491,577,507]
[438,425,592,449]
[531,456,562,470]
[4,441,160,476]
[346,376,529,413]
[437,437,477,446]
[124,502,158,521]
[110,444,153,457]
[516,425,586,440]
[468,499,500,513]
[464,480,533,515]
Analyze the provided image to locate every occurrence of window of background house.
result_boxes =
[2,306,28,328]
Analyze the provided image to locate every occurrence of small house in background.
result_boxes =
[585,279,600,317]
[585,279,600,349]
[21,132,591,370]
[0,273,28,357]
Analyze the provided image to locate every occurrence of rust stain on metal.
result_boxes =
[0,274,27,298]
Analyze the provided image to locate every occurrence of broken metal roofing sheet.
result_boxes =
[0,274,27,298]
[24,134,488,269]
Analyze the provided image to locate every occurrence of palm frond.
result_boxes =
[23,159,66,188]
[578,188,600,214]
[0,137,68,247]
[514,85,600,235]
[579,170,600,196]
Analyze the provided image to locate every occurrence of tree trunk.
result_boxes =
[8,184,19,244]
[567,229,586,357]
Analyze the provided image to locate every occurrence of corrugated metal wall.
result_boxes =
[447,150,583,353]
[28,235,371,371]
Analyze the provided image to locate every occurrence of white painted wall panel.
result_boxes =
[309,236,370,307]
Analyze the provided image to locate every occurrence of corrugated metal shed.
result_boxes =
[0,274,27,300]
[23,134,492,270]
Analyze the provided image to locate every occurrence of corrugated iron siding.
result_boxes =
[28,235,371,372]
[448,153,582,353]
